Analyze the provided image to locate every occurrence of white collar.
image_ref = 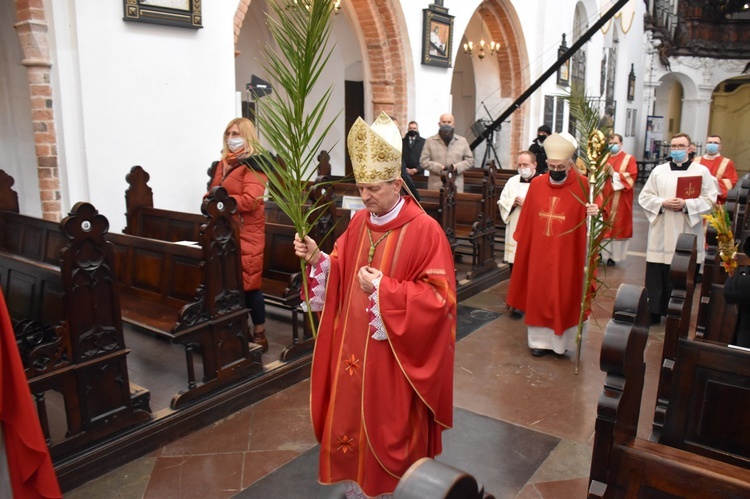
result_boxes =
[370,197,404,226]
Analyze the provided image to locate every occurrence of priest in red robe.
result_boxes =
[0,290,62,498]
[601,133,638,266]
[694,134,738,204]
[294,112,456,498]
[506,133,600,357]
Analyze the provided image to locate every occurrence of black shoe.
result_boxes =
[510,308,524,319]
[531,348,547,357]
[607,258,616,266]
[650,313,661,325]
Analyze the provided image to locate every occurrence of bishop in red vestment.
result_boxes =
[506,134,600,357]
[0,290,62,498]
[602,134,638,265]
[295,113,456,498]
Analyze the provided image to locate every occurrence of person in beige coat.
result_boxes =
[419,113,475,191]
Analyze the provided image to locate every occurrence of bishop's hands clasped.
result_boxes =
[294,233,321,266]
[358,266,382,294]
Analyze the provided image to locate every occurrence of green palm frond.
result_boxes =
[565,85,617,374]
[251,0,343,336]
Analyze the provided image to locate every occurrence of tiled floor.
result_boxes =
[66,200,668,498]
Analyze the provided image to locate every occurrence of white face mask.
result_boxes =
[227,137,246,153]
[519,167,534,179]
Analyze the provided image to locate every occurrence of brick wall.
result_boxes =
[14,0,61,221]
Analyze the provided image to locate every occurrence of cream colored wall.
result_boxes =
[667,82,683,136]
[709,81,750,174]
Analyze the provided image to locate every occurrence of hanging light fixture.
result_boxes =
[463,2,499,60]
[290,0,343,15]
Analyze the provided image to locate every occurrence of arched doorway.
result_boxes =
[233,0,409,177]
[452,0,529,169]
[654,74,688,151]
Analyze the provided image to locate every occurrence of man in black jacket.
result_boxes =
[401,120,424,200]
[528,125,551,175]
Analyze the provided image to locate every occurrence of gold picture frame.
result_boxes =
[123,0,202,29]
[422,5,454,68]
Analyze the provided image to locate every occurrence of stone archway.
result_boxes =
[13,0,61,221]
[233,0,408,124]
[477,0,530,164]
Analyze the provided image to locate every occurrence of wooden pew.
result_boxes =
[112,186,264,408]
[0,200,152,461]
[123,165,344,361]
[588,282,750,498]
[464,164,517,255]
[454,163,497,280]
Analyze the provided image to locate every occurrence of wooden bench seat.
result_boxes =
[122,165,350,361]
[0,199,151,461]
[589,234,750,497]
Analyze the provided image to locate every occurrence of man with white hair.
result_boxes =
[506,133,600,357]
[294,112,456,498]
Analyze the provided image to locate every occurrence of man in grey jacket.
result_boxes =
[419,113,475,192]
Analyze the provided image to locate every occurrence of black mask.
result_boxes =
[549,170,567,182]
[537,134,548,143]
[407,130,418,137]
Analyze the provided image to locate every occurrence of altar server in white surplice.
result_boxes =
[638,132,718,325]
[497,151,538,270]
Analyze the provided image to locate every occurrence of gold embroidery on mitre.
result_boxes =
[347,112,402,184]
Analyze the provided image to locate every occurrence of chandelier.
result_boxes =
[463,3,498,60]
[290,0,343,15]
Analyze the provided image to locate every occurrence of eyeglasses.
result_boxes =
[669,144,688,150]
[547,164,568,171]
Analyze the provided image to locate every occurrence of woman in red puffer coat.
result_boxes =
[208,117,268,352]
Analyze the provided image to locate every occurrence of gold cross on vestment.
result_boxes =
[539,196,566,236]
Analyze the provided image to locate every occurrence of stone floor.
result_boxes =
[66,201,668,498]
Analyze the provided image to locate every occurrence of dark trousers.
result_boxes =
[244,289,266,326]
[645,262,672,316]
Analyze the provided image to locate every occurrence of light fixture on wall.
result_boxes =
[462,2,498,60]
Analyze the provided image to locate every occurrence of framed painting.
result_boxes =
[422,6,454,68]
[123,0,202,29]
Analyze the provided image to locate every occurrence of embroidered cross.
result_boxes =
[337,435,355,453]
[344,354,360,376]
[539,196,566,237]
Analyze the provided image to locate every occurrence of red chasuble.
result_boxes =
[506,171,591,336]
[696,155,738,203]
[603,152,637,240]
[310,197,456,497]
[0,290,62,498]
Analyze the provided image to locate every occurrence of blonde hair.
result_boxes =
[221,117,258,159]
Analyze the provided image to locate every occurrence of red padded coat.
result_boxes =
[208,156,267,291]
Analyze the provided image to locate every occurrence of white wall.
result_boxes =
[0,0,41,216]
[46,0,239,231]
[235,0,357,177]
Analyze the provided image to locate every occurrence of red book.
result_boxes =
[676,175,701,199]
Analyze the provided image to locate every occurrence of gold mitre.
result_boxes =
[347,111,402,184]
[543,133,577,161]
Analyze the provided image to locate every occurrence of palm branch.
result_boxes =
[565,86,615,374]
[251,0,342,336]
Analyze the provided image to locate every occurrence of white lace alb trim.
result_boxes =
[300,253,330,312]
[369,275,386,341]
